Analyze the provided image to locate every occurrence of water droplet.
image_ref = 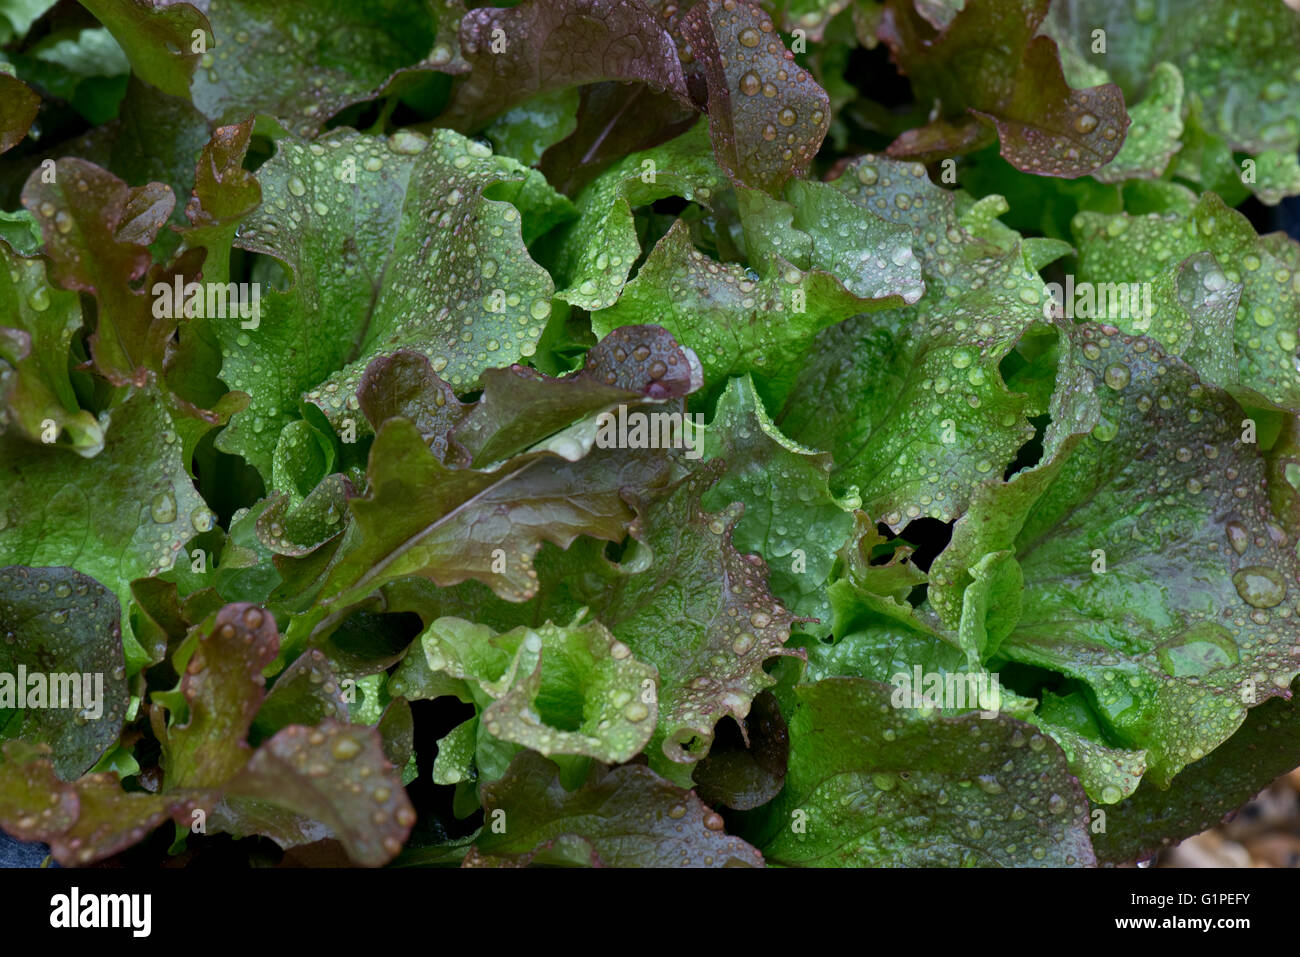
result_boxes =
[1226,521,1249,554]
[191,508,213,533]
[287,176,307,197]
[1232,566,1286,608]
[1103,363,1130,390]
[1073,112,1099,134]
[624,701,649,722]
[739,71,760,95]
[332,737,362,761]
[150,491,177,524]
[1156,622,1239,677]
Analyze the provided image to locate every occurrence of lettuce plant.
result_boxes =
[1,0,1299,869]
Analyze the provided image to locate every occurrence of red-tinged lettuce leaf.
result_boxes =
[0,387,214,673]
[451,324,701,466]
[1089,61,1184,185]
[467,750,764,867]
[0,743,199,865]
[0,238,102,455]
[190,0,436,137]
[357,351,470,467]
[0,741,80,842]
[285,422,673,655]
[151,602,278,788]
[537,82,700,196]
[546,120,728,311]
[178,118,261,285]
[1043,0,1300,203]
[2,601,413,865]
[213,720,415,867]
[79,0,210,98]
[0,566,129,779]
[879,0,1128,177]
[99,80,213,239]
[217,128,570,478]
[931,325,1300,789]
[1093,678,1300,865]
[1073,192,1300,412]
[691,689,788,811]
[437,0,693,133]
[680,0,830,194]
[775,157,1048,528]
[700,374,855,631]
[403,615,660,768]
[748,678,1096,866]
[21,159,179,386]
[0,71,40,153]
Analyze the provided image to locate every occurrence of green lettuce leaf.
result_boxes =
[0,566,129,778]
[750,677,1097,866]
[79,0,208,99]
[547,120,727,312]
[775,157,1047,527]
[0,387,213,672]
[191,0,436,137]
[1092,678,1300,865]
[0,236,102,454]
[217,127,569,477]
[1073,192,1300,411]
[1043,0,1300,202]
[701,373,855,630]
[932,324,1300,788]
[401,614,659,769]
